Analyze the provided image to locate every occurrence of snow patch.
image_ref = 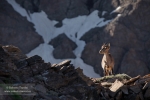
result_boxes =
[110,6,121,14]
[102,11,107,16]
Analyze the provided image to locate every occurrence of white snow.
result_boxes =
[110,6,121,14]
[102,11,107,16]
[7,0,114,78]
[117,14,122,17]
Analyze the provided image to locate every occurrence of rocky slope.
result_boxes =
[1,0,150,77]
[0,44,150,100]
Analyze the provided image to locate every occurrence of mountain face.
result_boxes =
[81,0,150,77]
[0,0,44,54]
[1,0,150,77]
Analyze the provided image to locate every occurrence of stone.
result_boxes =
[3,45,27,60]
[30,63,50,75]
[121,85,128,95]
[49,33,77,59]
[125,75,141,85]
[144,87,150,99]
[110,79,123,92]
[129,84,141,94]
[35,84,47,93]
[143,82,150,90]
[58,60,71,67]
[26,55,43,65]
[14,59,28,69]
[53,45,76,59]
[116,91,122,100]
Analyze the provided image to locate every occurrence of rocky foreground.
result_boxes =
[0,45,150,100]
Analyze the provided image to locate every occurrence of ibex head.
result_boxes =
[99,43,110,54]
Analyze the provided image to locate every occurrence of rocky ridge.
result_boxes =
[0,44,150,100]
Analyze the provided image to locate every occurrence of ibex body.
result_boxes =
[99,43,114,76]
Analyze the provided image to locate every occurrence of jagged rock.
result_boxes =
[2,44,150,100]
[0,0,44,54]
[49,33,77,59]
[129,84,141,94]
[30,63,50,75]
[144,87,150,100]
[2,45,27,60]
[121,85,128,95]
[143,82,150,90]
[116,91,122,100]
[26,55,43,65]
[35,84,47,93]
[125,75,141,85]
[14,59,28,69]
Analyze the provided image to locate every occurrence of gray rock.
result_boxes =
[40,0,89,21]
[49,33,77,59]
[15,0,41,13]
[35,84,47,93]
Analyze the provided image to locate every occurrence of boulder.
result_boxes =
[49,33,77,59]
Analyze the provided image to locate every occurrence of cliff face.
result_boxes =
[0,0,44,54]
[1,0,150,77]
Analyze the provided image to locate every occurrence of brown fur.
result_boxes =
[99,43,114,76]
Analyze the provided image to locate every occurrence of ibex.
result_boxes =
[99,43,114,76]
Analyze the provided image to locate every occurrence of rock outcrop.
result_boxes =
[0,44,98,100]
[0,0,44,54]
[49,33,77,59]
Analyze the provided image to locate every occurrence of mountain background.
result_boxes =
[1,0,150,77]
